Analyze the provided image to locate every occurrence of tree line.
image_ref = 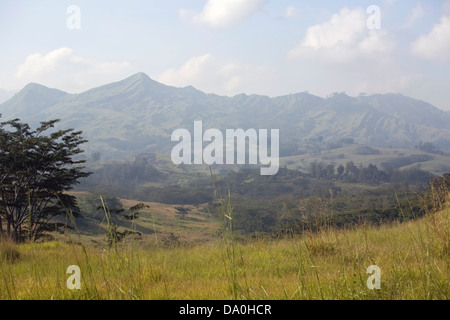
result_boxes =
[309,160,433,185]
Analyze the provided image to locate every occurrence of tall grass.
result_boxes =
[210,169,249,299]
[0,181,448,300]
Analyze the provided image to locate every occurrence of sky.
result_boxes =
[0,0,449,110]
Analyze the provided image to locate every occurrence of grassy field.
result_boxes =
[0,199,448,300]
[62,192,219,246]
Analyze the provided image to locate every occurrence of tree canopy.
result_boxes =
[0,117,90,242]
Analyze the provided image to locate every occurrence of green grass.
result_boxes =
[1,203,448,300]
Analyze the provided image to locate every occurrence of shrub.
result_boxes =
[0,240,21,263]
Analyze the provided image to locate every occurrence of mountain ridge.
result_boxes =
[1,72,449,158]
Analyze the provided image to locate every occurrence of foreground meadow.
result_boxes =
[0,205,448,300]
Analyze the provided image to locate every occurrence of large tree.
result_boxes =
[0,118,91,242]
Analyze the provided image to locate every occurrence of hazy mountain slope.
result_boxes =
[1,83,68,119]
[1,73,449,158]
[360,93,450,129]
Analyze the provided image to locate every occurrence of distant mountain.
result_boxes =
[1,72,450,159]
[1,83,68,116]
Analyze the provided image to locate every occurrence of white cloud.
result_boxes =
[179,0,267,28]
[358,30,394,54]
[3,47,132,92]
[16,47,76,79]
[158,54,214,87]
[157,54,276,96]
[411,15,450,61]
[284,6,414,102]
[288,7,394,65]
[403,3,425,28]
[302,8,365,50]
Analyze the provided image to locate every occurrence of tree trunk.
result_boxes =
[13,227,19,243]
[0,215,3,238]
[6,217,11,239]
[6,216,19,243]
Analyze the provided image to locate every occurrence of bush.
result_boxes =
[0,241,21,263]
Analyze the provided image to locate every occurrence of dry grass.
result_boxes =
[119,199,217,244]
[1,201,448,300]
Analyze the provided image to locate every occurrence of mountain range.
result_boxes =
[1,72,450,159]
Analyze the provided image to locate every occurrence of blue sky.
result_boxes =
[1,0,449,110]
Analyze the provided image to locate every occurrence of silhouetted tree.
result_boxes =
[0,118,90,242]
[175,206,191,220]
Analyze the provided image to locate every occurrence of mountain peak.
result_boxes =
[113,72,207,99]
[23,82,55,91]
[77,72,161,98]
[16,83,68,99]
[116,72,167,92]
[127,72,152,82]
[0,82,68,117]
